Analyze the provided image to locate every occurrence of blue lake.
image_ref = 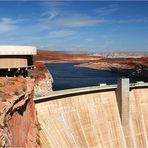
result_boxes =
[46,63,144,90]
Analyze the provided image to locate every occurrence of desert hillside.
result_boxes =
[34,50,101,62]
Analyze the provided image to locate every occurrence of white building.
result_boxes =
[0,45,37,76]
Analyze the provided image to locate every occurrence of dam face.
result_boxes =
[35,85,148,147]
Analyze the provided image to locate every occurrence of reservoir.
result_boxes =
[46,63,145,90]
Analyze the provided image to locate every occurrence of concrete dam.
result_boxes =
[35,79,148,147]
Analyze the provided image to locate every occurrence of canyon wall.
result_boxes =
[34,72,53,97]
[36,87,148,147]
[0,77,39,147]
[29,62,53,97]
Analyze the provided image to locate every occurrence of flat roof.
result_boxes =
[0,45,37,55]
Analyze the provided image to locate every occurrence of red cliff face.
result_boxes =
[0,77,40,147]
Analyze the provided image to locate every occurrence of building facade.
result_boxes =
[0,46,37,77]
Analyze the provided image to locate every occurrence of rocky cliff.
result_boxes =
[0,77,40,147]
[28,62,53,97]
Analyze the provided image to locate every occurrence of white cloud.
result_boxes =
[38,2,147,29]
[39,12,148,28]
[48,30,77,38]
[114,18,148,24]
[39,1,68,21]
[55,16,105,27]
[41,10,59,21]
[0,17,19,34]
[95,4,118,16]
[40,1,67,8]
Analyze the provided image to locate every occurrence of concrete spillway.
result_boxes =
[35,85,148,147]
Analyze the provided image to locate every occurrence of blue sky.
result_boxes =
[0,1,148,53]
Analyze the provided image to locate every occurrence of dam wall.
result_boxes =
[35,83,148,147]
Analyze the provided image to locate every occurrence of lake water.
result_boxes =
[46,63,144,90]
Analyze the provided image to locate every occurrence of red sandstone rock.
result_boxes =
[0,77,40,147]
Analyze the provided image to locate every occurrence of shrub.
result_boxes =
[36,137,41,146]
[22,85,27,92]
[14,89,19,96]
[0,82,5,87]
[22,80,26,85]
[36,122,42,131]
[30,75,34,79]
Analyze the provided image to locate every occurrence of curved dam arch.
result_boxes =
[35,82,148,147]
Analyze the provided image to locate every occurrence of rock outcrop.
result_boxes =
[0,77,40,147]
[28,62,53,97]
